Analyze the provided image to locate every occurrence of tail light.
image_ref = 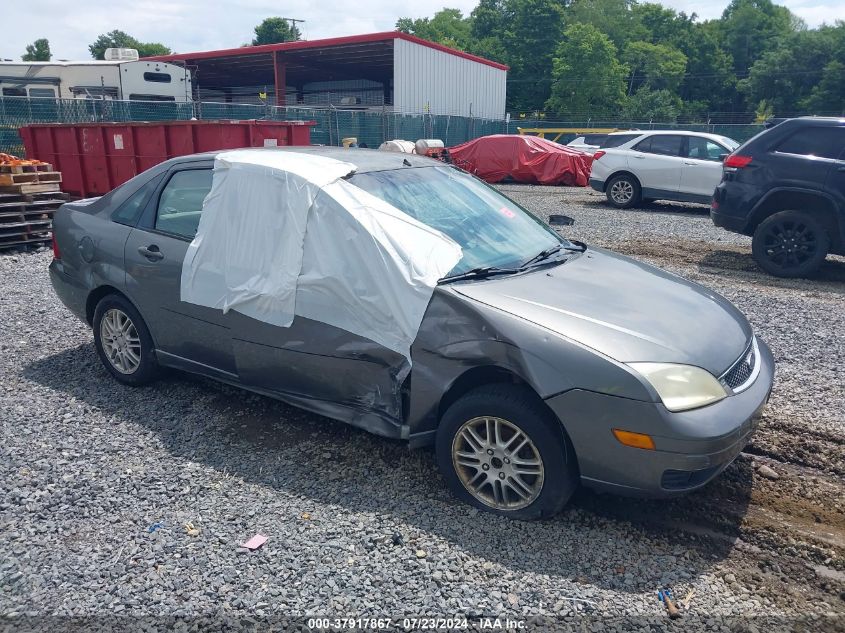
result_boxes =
[724,154,753,168]
[52,235,61,260]
[593,150,606,160]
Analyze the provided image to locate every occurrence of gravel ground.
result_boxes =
[1,186,844,632]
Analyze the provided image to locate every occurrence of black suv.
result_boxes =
[711,117,845,277]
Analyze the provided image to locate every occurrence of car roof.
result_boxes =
[164,146,442,173]
[620,130,724,138]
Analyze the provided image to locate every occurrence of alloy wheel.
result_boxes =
[610,179,634,204]
[100,308,142,374]
[761,219,817,271]
[451,416,545,511]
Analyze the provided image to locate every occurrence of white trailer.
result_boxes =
[0,59,192,101]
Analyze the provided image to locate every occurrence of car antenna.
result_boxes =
[403,158,412,166]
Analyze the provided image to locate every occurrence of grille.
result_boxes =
[722,340,757,392]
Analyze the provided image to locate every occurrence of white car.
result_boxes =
[589,131,740,208]
[566,134,610,155]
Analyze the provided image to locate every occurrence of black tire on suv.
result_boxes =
[752,210,830,278]
[605,174,642,209]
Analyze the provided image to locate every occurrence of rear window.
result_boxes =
[143,72,172,83]
[775,126,845,160]
[582,134,608,145]
[601,134,642,148]
[112,176,163,226]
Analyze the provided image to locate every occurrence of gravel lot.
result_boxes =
[1,186,843,632]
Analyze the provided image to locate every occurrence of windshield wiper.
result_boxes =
[438,266,521,284]
[520,241,586,268]
[520,244,563,268]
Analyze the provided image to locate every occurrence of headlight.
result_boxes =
[629,363,728,412]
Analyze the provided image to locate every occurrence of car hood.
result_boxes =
[453,247,751,376]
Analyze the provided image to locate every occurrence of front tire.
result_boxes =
[605,174,642,209]
[92,294,159,386]
[752,210,829,278]
[436,384,578,520]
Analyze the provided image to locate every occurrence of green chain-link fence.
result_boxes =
[0,96,765,156]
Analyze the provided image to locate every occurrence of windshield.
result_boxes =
[349,166,564,276]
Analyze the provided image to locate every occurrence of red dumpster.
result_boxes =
[19,119,316,197]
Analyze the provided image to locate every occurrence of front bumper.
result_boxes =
[589,177,605,193]
[545,337,775,497]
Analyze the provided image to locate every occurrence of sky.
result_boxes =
[3,0,843,62]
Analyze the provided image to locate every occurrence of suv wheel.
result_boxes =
[752,210,829,278]
[606,174,641,209]
[93,294,160,386]
[436,384,578,520]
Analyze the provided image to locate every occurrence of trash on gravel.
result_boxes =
[757,464,781,480]
[681,589,696,609]
[148,522,164,533]
[415,549,427,558]
[658,588,681,619]
[300,512,312,520]
[184,522,200,537]
[241,534,267,550]
[391,532,404,546]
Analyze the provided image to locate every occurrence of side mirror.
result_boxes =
[549,214,575,227]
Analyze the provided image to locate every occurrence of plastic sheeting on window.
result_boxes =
[180,149,462,361]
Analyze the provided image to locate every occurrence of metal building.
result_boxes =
[148,32,508,119]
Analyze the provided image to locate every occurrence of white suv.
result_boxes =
[589,131,740,208]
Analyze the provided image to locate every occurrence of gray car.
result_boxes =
[49,147,774,519]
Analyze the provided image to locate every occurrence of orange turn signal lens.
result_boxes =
[612,429,656,450]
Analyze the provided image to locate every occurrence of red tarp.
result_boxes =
[448,134,593,186]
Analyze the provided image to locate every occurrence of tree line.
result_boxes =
[397,0,845,122]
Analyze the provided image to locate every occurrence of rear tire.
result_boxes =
[436,384,578,520]
[605,174,641,209]
[92,294,159,386]
[752,210,829,278]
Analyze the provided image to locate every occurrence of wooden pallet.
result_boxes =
[0,189,68,251]
[0,171,62,187]
[0,181,61,195]
[0,163,52,174]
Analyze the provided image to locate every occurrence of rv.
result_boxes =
[0,56,192,102]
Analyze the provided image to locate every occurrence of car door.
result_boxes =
[628,134,686,195]
[123,164,238,376]
[680,136,731,199]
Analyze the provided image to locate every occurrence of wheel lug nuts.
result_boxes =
[504,458,510,464]
[486,449,494,455]
[498,472,505,480]
[482,464,489,471]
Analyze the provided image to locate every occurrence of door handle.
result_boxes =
[632,155,646,159]
[684,161,698,165]
[138,244,164,261]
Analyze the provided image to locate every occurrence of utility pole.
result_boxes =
[281,18,306,40]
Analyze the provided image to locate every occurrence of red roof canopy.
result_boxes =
[146,31,509,71]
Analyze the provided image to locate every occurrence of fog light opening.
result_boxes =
[612,428,655,450]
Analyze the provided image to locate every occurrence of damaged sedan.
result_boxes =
[49,147,774,519]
